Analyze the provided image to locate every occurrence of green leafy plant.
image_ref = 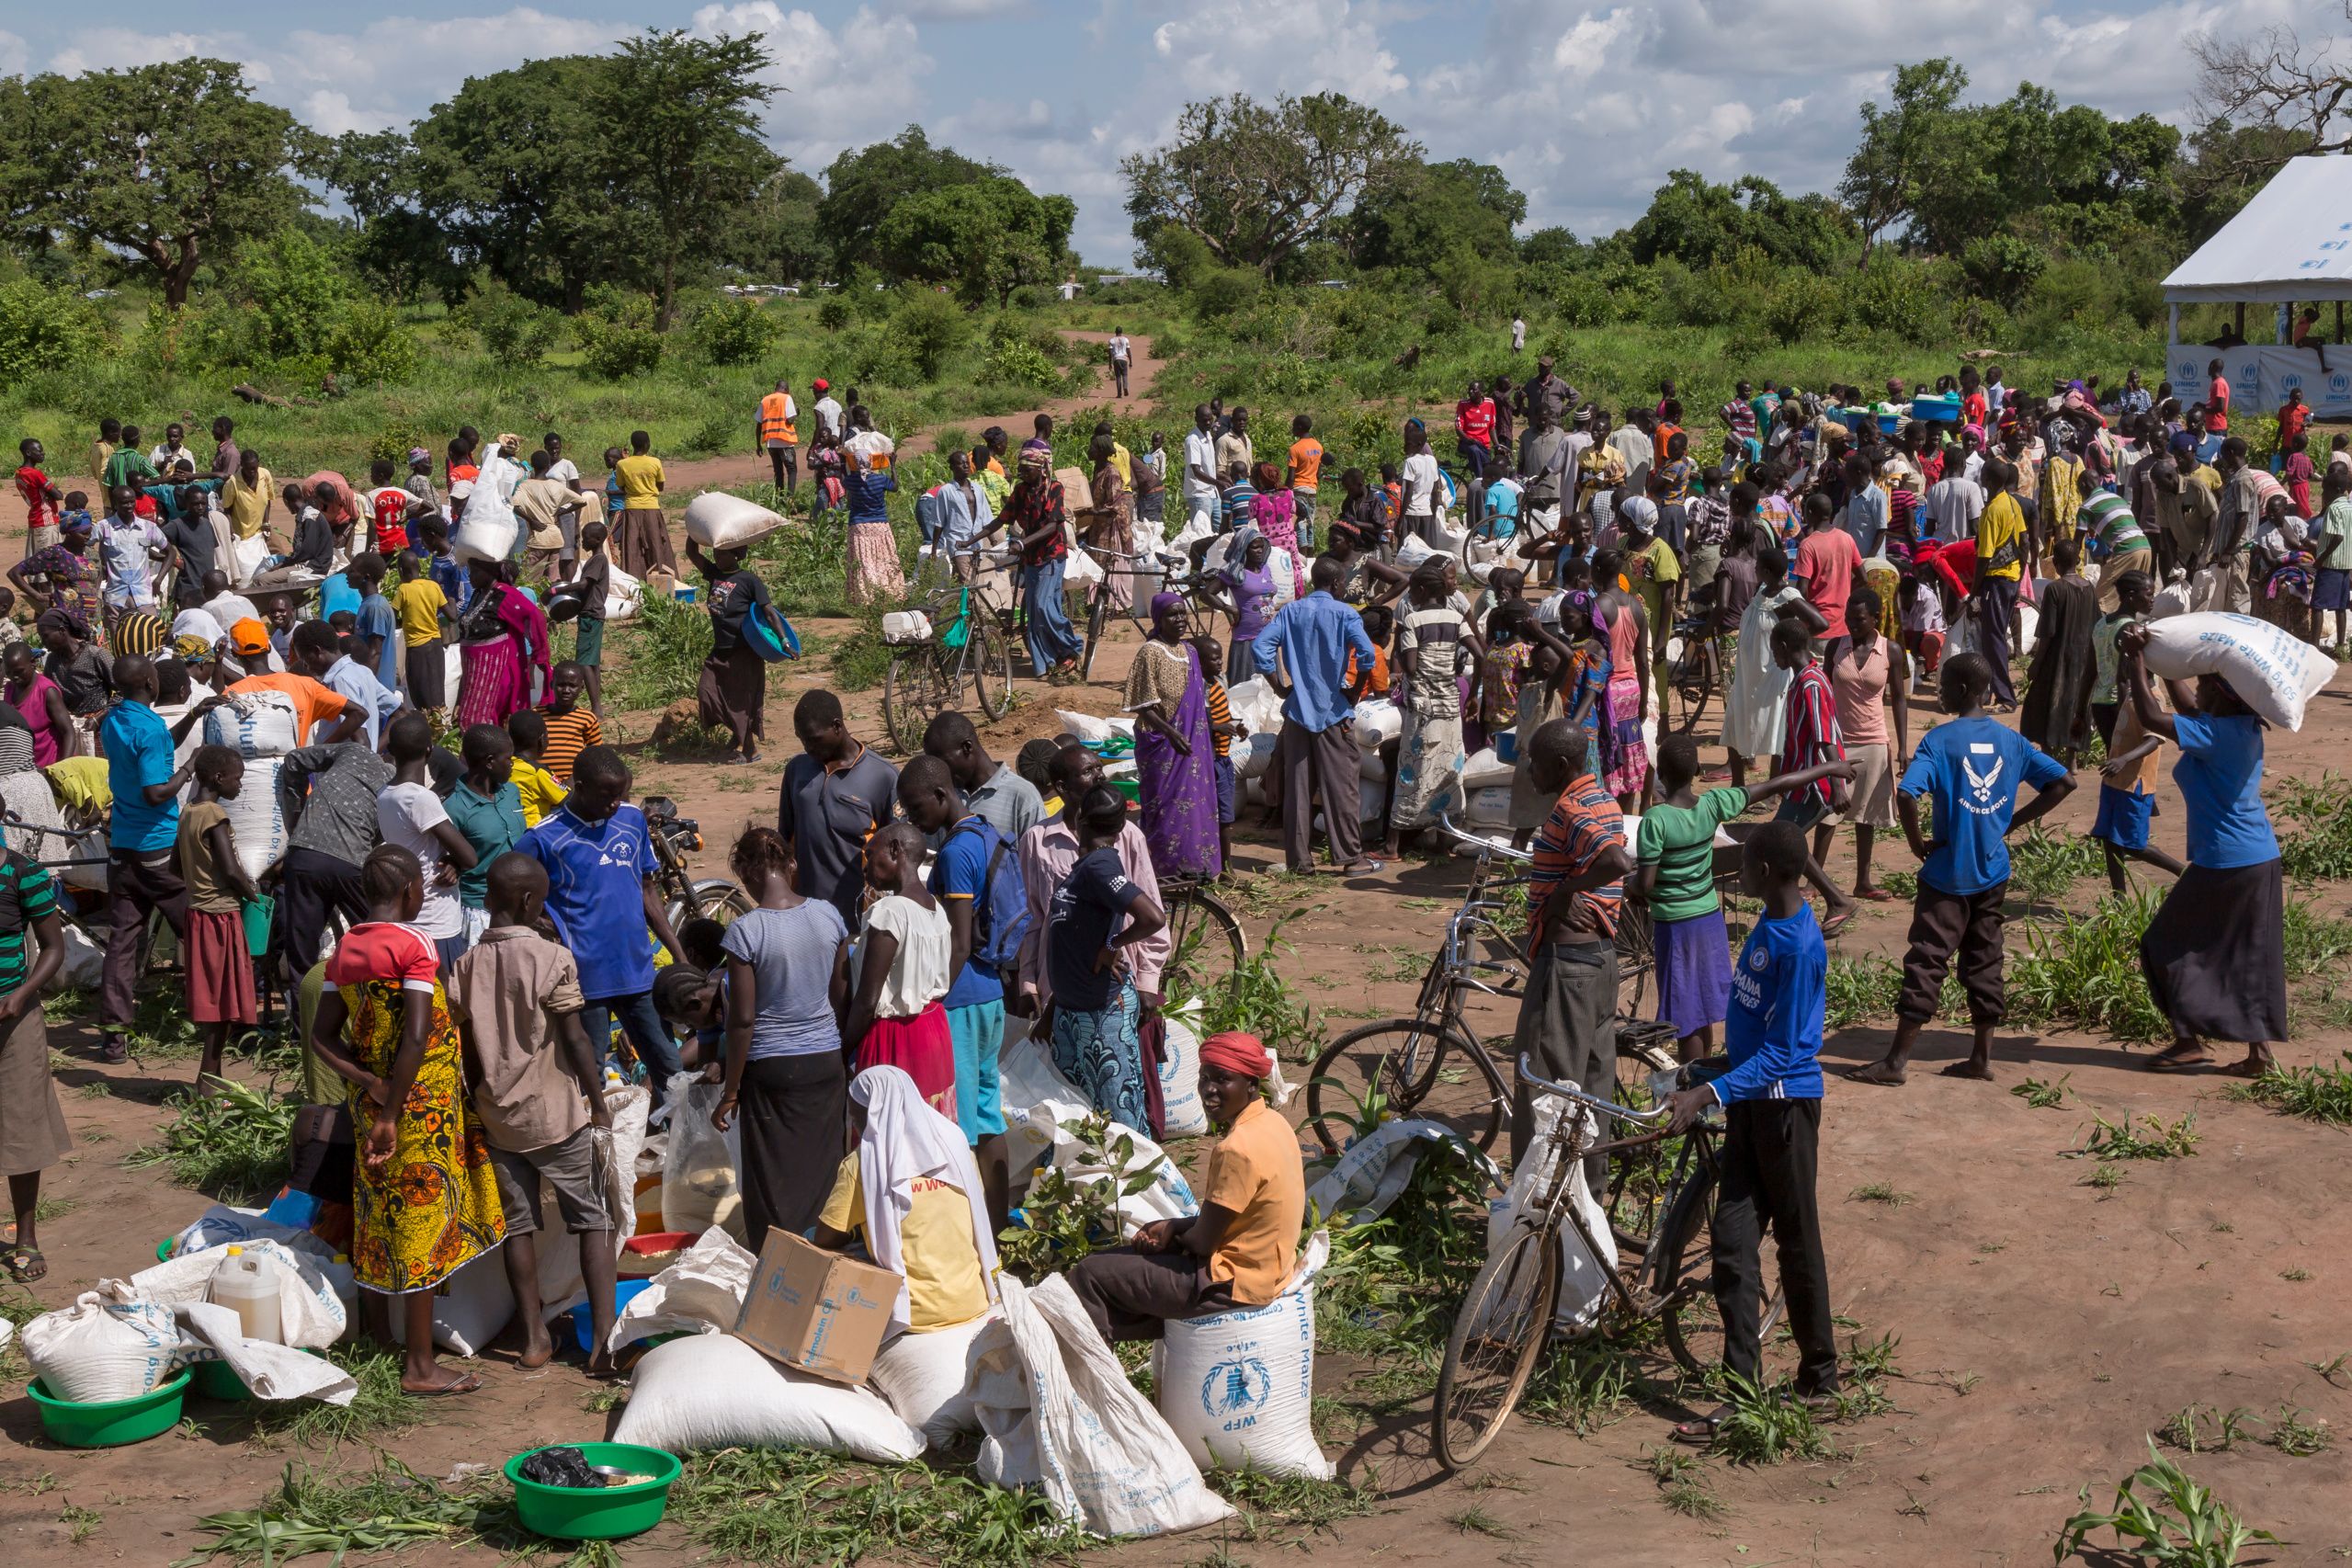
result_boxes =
[1184,912,1321,1062]
[1643,1446,1726,1519]
[2011,1074,2071,1109]
[2227,1051,2352,1123]
[2009,825,2104,906]
[2066,1111,2199,1162]
[2157,1403,2252,1454]
[687,293,780,365]
[1824,956,1903,1028]
[2272,772,2352,881]
[128,1078,296,1203]
[2052,1443,2279,1566]
[173,1458,488,1564]
[2263,1403,2331,1457]
[2005,891,2167,1041]
[995,1112,1172,1278]
[671,1444,1079,1566]
[1708,1373,1832,1464]
[1848,1182,1915,1209]
[574,289,665,381]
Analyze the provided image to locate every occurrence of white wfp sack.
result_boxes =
[390,1251,516,1358]
[1052,709,1115,744]
[532,1085,651,1324]
[1232,730,1278,783]
[131,1238,347,1349]
[996,1017,1085,1133]
[1485,1094,1616,1334]
[1465,786,1513,829]
[603,561,643,623]
[1006,1100,1198,1233]
[1351,697,1403,751]
[1460,746,1514,790]
[869,1312,996,1444]
[971,1272,1235,1538]
[684,492,785,549]
[607,1227,759,1353]
[1153,1232,1335,1481]
[2142,611,2338,731]
[1395,533,1437,571]
[614,1332,927,1461]
[1157,1015,1210,1137]
[1226,676,1285,735]
[1305,1120,1499,1226]
[662,1072,746,1241]
[220,756,286,880]
[175,1301,359,1405]
[23,1288,184,1402]
[205,688,303,756]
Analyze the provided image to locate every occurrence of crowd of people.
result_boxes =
[0,345,2317,1433]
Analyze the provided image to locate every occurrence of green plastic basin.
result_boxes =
[191,1358,249,1401]
[506,1442,682,1540]
[155,1237,175,1263]
[28,1372,190,1448]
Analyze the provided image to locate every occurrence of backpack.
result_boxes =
[942,818,1030,975]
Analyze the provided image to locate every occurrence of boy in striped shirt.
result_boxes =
[539,663,604,784]
[1768,618,1858,933]
[2074,472,2151,609]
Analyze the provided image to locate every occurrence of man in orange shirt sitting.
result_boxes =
[1067,1031,1304,1343]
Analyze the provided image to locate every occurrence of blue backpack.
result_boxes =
[942,818,1030,975]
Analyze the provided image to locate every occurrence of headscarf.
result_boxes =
[847,1066,998,1332]
[112,610,167,657]
[1149,590,1185,629]
[1619,495,1659,533]
[1198,1030,1293,1108]
[172,633,213,662]
[1017,448,1050,475]
[35,608,86,645]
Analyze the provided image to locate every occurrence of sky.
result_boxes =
[0,0,2320,267]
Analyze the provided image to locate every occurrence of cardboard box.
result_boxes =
[732,1230,898,1385]
[1054,464,1095,513]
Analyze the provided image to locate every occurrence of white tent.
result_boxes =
[2162,155,2352,417]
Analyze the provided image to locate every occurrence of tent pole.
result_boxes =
[2168,302,2181,344]
[2235,302,2246,339]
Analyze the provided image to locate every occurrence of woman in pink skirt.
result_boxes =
[452,558,549,727]
[837,823,956,1119]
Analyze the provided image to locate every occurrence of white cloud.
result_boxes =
[0,29,28,76]
[688,3,933,173]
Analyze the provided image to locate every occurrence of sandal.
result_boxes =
[405,1370,483,1397]
[2145,1049,2212,1074]
[1670,1404,1732,1446]
[4,1245,47,1283]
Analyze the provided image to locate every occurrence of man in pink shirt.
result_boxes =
[1014,744,1170,1018]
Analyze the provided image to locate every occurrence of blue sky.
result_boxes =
[0,1,2306,265]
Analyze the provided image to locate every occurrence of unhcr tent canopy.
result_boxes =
[2164,156,2352,304]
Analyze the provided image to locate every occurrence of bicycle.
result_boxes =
[1156,874,1248,1010]
[1077,545,1219,683]
[881,550,1017,754]
[1430,1053,1786,1470]
[1666,611,1729,735]
[1302,813,1665,1157]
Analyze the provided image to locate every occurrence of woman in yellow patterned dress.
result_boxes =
[308,845,505,1394]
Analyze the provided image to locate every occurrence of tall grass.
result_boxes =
[2005,890,2167,1042]
[126,1078,296,1203]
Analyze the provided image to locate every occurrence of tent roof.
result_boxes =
[2165,156,2352,304]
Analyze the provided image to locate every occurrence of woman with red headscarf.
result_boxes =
[1065,1030,1304,1345]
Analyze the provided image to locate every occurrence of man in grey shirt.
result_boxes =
[922,710,1042,843]
[1517,404,1570,574]
[276,741,394,983]
[778,689,898,924]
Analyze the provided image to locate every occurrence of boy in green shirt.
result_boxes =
[1632,733,1851,1061]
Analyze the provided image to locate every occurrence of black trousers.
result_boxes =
[767,445,798,492]
[278,846,367,983]
[1897,882,2006,1025]
[1711,1098,1837,1395]
[1978,575,2019,705]
[1278,718,1361,871]
[1066,1244,1237,1344]
[103,848,189,1029]
[737,1050,847,1251]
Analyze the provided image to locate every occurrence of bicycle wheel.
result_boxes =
[1160,885,1245,1010]
[1614,900,1655,1017]
[881,650,948,755]
[665,879,753,936]
[1655,1149,1786,1381]
[1079,580,1110,682]
[1306,1017,1503,1156]
[1433,1222,1561,1471]
[968,611,1015,721]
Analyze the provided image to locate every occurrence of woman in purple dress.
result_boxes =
[1121,593,1222,881]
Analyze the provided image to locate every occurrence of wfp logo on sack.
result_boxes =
[1201,1358,1273,1427]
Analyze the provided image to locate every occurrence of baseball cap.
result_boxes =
[230,617,271,657]
[813,378,829,391]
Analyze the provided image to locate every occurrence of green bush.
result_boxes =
[979,321,1062,390]
[456,283,563,364]
[1188,267,1263,321]
[688,294,780,366]
[324,299,420,383]
[815,292,855,333]
[574,289,665,381]
[236,230,344,363]
[1961,233,2047,309]
[891,290,969,380]
[0,278,107,390]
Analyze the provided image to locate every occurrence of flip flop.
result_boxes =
[1819,908,1857,939]
[2144,1051,2212,1074]
[1855,887,1895,903]
[1669,1405,1732,1446]
[406,1371,483,1397]
[3,1245,45,1283]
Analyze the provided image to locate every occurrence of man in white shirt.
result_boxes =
[812,379,843,439]
[1607,412,1654,479]
[1182,403,1221,524]
[1511,315,1527,353]
[1108,329,1132,398]
[148,421,194,472]
[1921,467,1985,546]
[199,569,258,631]
[1402,423,1441,540]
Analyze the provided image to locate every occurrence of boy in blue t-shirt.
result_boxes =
[1849,652,2074,1087]
[1661,819,1838,1433]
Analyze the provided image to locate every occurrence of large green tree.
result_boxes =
[1619,169,1853,272]
[1840,58,1969,256]
[1343,157,1524,274]
[722,169,828,285]
[818,128,999,277]
[589,28,779,329]
[872,177,1075,303]
[1121,93,1422,275]
[408,56,619,312]
[16,59,317,306]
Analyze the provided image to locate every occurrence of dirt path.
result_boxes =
[655,329,1167,495]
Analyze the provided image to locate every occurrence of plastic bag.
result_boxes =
[606,1229,759,1353]
[519,1447,600,1488]
[1483,1093,1616,1334]
[1305,1119,1498,1225]
[660,1072,745,1241]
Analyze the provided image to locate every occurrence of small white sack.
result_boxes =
[175,1301,358,1405]
[613,1332,927,1461]
[683,491,785,549]
[389,1251,516,1358]
[971,1273,1234,1538]
[1157,1016,1209,1138]
[1305,1119,1498,1225]
[1052,709,1114,744]
[882,609,934,644]
[131,1238,347,1349]
[1153,1232,1335,1480]
[608,1228,759,1353]
[2142,610,2338,731]
[997,1018,1086,1132]
[1351,698,1403,751]
[869,1312,996,1444]
[1231,729,1279,782]
[452,512,519,564]
[23,1288,184,1403]
[1395,533,1437,571]
[1063,541,1104,587]
[1484,1094,1616,1334]
[661,1072,745,1241]
[1460,745,1514,790]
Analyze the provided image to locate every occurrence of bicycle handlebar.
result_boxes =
[1431,810,1534,865]
[1517,1053,1671,1125]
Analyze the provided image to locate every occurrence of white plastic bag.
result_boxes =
[607,1228,759,1353]
[2142,610,2338,731]
[869,1312,995,1444]
[1006,1101,1197,1234]
[971,1273,1234,1538]
[661,1072,745,1241]
[23,1289,184,1402]
[1153,1232,1335,1480]
[1225,677,1285,736]
[996,1018,1086,1131]
[389,1251,515,1358]
[614,1332,927,1461]
[684,492,785,549]
[1063,543,1104,587]
[1484,1094,1616,1334]
[1156,1016,1209,1138]
[1051,709,1114,744]
[174,1301,358,1405]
